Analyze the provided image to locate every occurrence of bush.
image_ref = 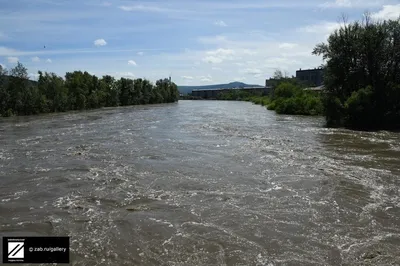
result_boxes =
[304,94,324,115]
[5,108,14,117]
[344,87,374,128]
[266,81,324,116]
[274,82,297,98]
[324,95,344,127]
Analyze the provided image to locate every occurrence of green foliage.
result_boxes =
[213,78,323,116]
[0,64,179,117]
[268,81,324,116]
[344,87,374,128]
[246,96,271,106]
[274,82,298,98]
[313,15,400,129]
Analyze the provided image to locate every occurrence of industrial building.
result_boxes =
[296,68,324,87]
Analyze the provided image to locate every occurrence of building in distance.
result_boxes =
[296,67,324,87]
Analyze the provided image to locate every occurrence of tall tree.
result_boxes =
[313,15,400,129]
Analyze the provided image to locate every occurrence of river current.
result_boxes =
[0,100,399,265]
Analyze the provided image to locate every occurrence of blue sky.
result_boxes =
[1,0,399,85]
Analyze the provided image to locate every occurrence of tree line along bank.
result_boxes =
[0,63,180,117]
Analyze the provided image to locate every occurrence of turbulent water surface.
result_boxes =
[0,100,400,266]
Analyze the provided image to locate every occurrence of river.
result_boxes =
[0,100,399,266]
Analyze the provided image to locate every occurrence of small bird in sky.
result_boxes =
[44,45,46,49]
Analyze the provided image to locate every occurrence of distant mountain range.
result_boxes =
[178,82,264,95]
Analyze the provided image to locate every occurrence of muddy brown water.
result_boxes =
[0,100,399,266]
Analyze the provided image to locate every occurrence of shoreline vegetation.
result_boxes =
[182,77,324,116]
[221,78,324,116]
[0,63,179,117]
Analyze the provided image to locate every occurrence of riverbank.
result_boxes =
[220,80,324,116]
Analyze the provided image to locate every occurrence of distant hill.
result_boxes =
[178,82,264,95]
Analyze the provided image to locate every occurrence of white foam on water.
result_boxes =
[256,253,274,266]
[34,167,51,172]
[339,233,400,254]
[369,168,392,173]
[0,150,13,160]
[13,190,28,196]
[149,218,174,228]
[162,237,173,246]
[257,185,283,193]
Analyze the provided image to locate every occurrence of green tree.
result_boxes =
[8,62,29,115]
[313,14,400,129]
[0,64,180,117]
[0,65,10,116]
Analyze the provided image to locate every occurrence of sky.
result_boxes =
[0,0,399,86]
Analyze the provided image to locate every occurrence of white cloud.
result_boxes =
[0,46,167,57]
[182,75,193,80]
[320,0,386,8]
[202,48,235,64]
[198,35,228,45]
[243,49,256,55]
[202,56,223,64]
[118,5,174,13]
[243,68,263,77]
[128,60,137,66]
[264,57,301,68]
[29,73,40,80]
[31,56,40,62]
[214,20,227,27]
[211,67,222,71]
[279,43,298,49]
[372,4,400,20]
[246,60,257,65]
[137,51,144,56]
[46,58,52,63]
[297,22,342,34]
[234,77,246,82]
[101,2,112,6]
[0,47,13,56]
[321,0,352,8]
[199,74,212,82]
[206,48,235,56]
[94,39,107,47]
[116,1,323,16]
[7,57,18,63]
[117,72,135,78]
